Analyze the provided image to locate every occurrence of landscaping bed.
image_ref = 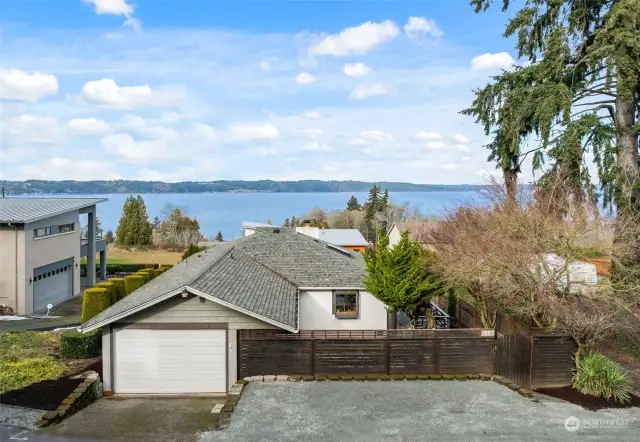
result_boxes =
[0,360,101,411]
[536,386,640,411]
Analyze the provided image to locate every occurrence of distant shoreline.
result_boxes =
[0,180,486,196]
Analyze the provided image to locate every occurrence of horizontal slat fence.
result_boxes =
[238,329,495,379]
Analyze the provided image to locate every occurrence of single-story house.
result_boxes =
[82,229,387,396]
[295,225,368,252]
[240,221,280,236]
[387,220,439,250]
[0,197,107,315]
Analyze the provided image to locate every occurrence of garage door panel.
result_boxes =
[114,328,227,394]
[33,262,72,313]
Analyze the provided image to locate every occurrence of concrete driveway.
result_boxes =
[200,381,640,442]
[43,397,224,442]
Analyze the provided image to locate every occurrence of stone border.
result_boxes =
[36,371,102,428]
[243,373,536,399]
[210,381,247,430]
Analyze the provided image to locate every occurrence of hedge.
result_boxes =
[109,278,126,301]
[81,288,109,323]
[153,268,166,277]
[60,329,102,359]
[96,281,117,306]
[124,275,144,295]
[135,271,152,283]
[81,263,160,275]
[160,264,174,269]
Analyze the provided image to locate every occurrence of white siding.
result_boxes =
[102,326,112,392]
[299,289,387,330]
[387,225,402,248]
[0,228,25,313]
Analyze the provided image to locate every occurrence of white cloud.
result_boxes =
[412,131,442,141]
[293,128,323,139]
[259,61,271,72]
[189,123,217,142]
[301,141,333,152]
[441,164,457,170]
[471,52,515,71]
[227,123,279,142]
[13,158,119,180]
[134,166,198,182]
[348,130,393,146]
[453,144,470,152]
[66,118,110,135]
[100,133,171,164]
[301,111,324,120]
[296,72,317,85]
[251,147,278,156]
[404,17,444,38]
[349,83,392,100]
[426,141,446,150]
[343,62,371,78]
[0,68,58,102]
[453,134,469,143]
[80,79,186,109]
[4,115,59,144]
[83,0,141,32]
[309,20,400,57]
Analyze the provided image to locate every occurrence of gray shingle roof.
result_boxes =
[190,250,297,329]
[82,230,365,332]
[0,197,107,223]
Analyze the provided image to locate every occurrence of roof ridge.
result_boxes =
[290,230,361,262]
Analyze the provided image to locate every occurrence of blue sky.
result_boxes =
[0,0,531,184]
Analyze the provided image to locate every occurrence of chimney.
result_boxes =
[303,219,312,227]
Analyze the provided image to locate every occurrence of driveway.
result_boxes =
[43,397,224,442]
[200,381,640,442]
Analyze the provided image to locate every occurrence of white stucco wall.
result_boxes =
[387,225,402,248]
[0,227,26,313]
[299,289,387,330]
[24,211,81,314]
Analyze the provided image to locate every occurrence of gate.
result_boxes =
[494,333,531,388]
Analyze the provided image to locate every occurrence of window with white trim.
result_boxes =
[333,291,359,319]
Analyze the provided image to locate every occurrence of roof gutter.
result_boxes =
[298,287,364,290]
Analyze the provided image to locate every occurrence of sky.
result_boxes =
[0,0,534,184]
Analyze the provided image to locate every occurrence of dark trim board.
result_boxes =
[118,322,229,330]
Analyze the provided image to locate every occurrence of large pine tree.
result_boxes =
[115,195,153,248]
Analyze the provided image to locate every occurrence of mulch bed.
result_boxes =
[1,359,102,411]
[537,386,640,411]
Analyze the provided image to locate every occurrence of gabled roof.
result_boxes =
[82,230,365,332]
[317,229,368,247]
[388,220,439,244]
[0,197,107,223]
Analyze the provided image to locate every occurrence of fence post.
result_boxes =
[385,339,391,374]
[529,336,535,389]
[311,339,316,376]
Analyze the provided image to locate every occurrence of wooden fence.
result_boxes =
[238,329,495,379]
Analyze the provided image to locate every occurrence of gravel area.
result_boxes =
[200,381,640,442]
[0,404,44,430]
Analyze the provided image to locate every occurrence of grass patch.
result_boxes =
[0,332,66,393]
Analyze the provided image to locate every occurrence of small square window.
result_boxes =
[333,291,358,319]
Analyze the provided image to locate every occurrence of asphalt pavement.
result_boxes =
[0,425,102,442]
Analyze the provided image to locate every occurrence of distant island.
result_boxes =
[0,180,485,195]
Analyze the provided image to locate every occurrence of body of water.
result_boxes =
[67,191,483,240]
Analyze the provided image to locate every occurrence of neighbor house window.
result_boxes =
[34,227,52,238]
[58,223,74,233]
[333,291,359,319]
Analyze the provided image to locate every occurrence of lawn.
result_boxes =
[81,248,182,265]
[0,332,66,393]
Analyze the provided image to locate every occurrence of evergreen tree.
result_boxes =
[363,229,442,327]
[215,231,224,242]
[266,219,272,225]
[381,189,389,211]
[152,216,161,230]
[115,195,153,249]
[346,195,361,211]
[104,229,115,244]
[291,216,298,227]
[283,218,290,227]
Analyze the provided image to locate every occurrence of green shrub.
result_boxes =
[160,264,173,269]
[182,244,205,260]
[81,263,160,275]
[0,331,59,361]
[96,281,117,306]
[136,271,152,283]
[0,357,66,393]
[109,278,126,302]
[124,275,144,295]
[614,332,640,358]
[153,268,165,277]
[572,352,631,403]
[60,329,102,359]
[81,288,109,323]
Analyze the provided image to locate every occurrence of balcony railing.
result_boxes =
[415,301,451,329]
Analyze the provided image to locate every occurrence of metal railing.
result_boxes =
[415,301,451,329]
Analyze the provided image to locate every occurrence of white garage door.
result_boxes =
[114,328,227,394]
[33,260,73,313]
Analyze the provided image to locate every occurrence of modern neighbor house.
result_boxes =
[241,220,369,252]
[0,197,107,315]
[82,229,387,396]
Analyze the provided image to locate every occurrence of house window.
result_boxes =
[34,227,52,238]
[58,223,74,233]
[333,291,359,319]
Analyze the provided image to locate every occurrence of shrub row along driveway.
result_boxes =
[200,381,640,442]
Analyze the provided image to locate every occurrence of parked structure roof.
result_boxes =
[0,197,107,223]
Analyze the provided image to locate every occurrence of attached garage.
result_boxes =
[113,326,227,394]
[33,258,73,313]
